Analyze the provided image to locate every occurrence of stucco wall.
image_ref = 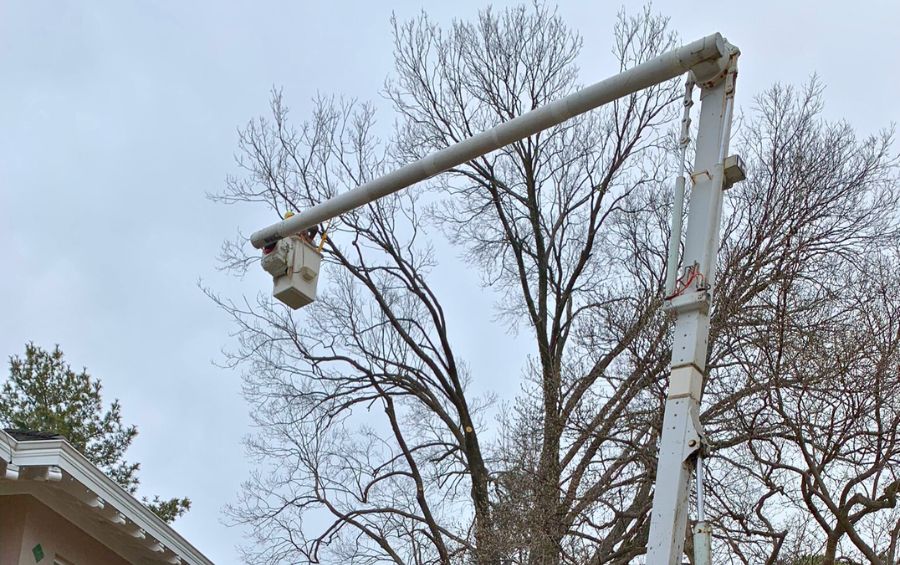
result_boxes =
[0,495,26,564]
[0,495,129,565]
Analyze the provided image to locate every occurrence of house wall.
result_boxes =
[0,495,129,565]
[0,495,26,564]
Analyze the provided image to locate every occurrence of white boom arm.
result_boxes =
[250,33,729,249]
[646,47,740,565]
[249,34,741,564]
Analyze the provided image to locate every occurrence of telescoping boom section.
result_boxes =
[250,32,729,249]
[250,33,742,565]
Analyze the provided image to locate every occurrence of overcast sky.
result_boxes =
[2,1,898,564]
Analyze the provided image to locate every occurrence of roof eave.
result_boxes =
[1,430,213,565]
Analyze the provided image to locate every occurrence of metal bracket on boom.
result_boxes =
[689,42,732,88]
[723,154,746,189]
[664,290,711,315]
[676,399,705,462]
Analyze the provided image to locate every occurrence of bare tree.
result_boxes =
[702,81,900,564]
[214,5,684,564]
[387,6,689,563]
[213,4,900,564]
[214,94,488,563]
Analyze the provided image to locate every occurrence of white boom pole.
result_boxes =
[249,33,728,249]
[664,77,694,297]
[645,47,739,564]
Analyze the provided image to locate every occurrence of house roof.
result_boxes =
[0,428,213,565]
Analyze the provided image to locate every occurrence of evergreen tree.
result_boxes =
[0,343,190,523]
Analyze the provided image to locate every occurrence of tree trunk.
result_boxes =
[530,362,564,565]
[822,533,840,565]
[468,426,500,565]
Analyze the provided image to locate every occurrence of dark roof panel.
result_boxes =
[3,429,66,442]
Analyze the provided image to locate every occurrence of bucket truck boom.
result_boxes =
[248,34,742,564]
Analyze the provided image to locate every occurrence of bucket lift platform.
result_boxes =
[261,236,321,309]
